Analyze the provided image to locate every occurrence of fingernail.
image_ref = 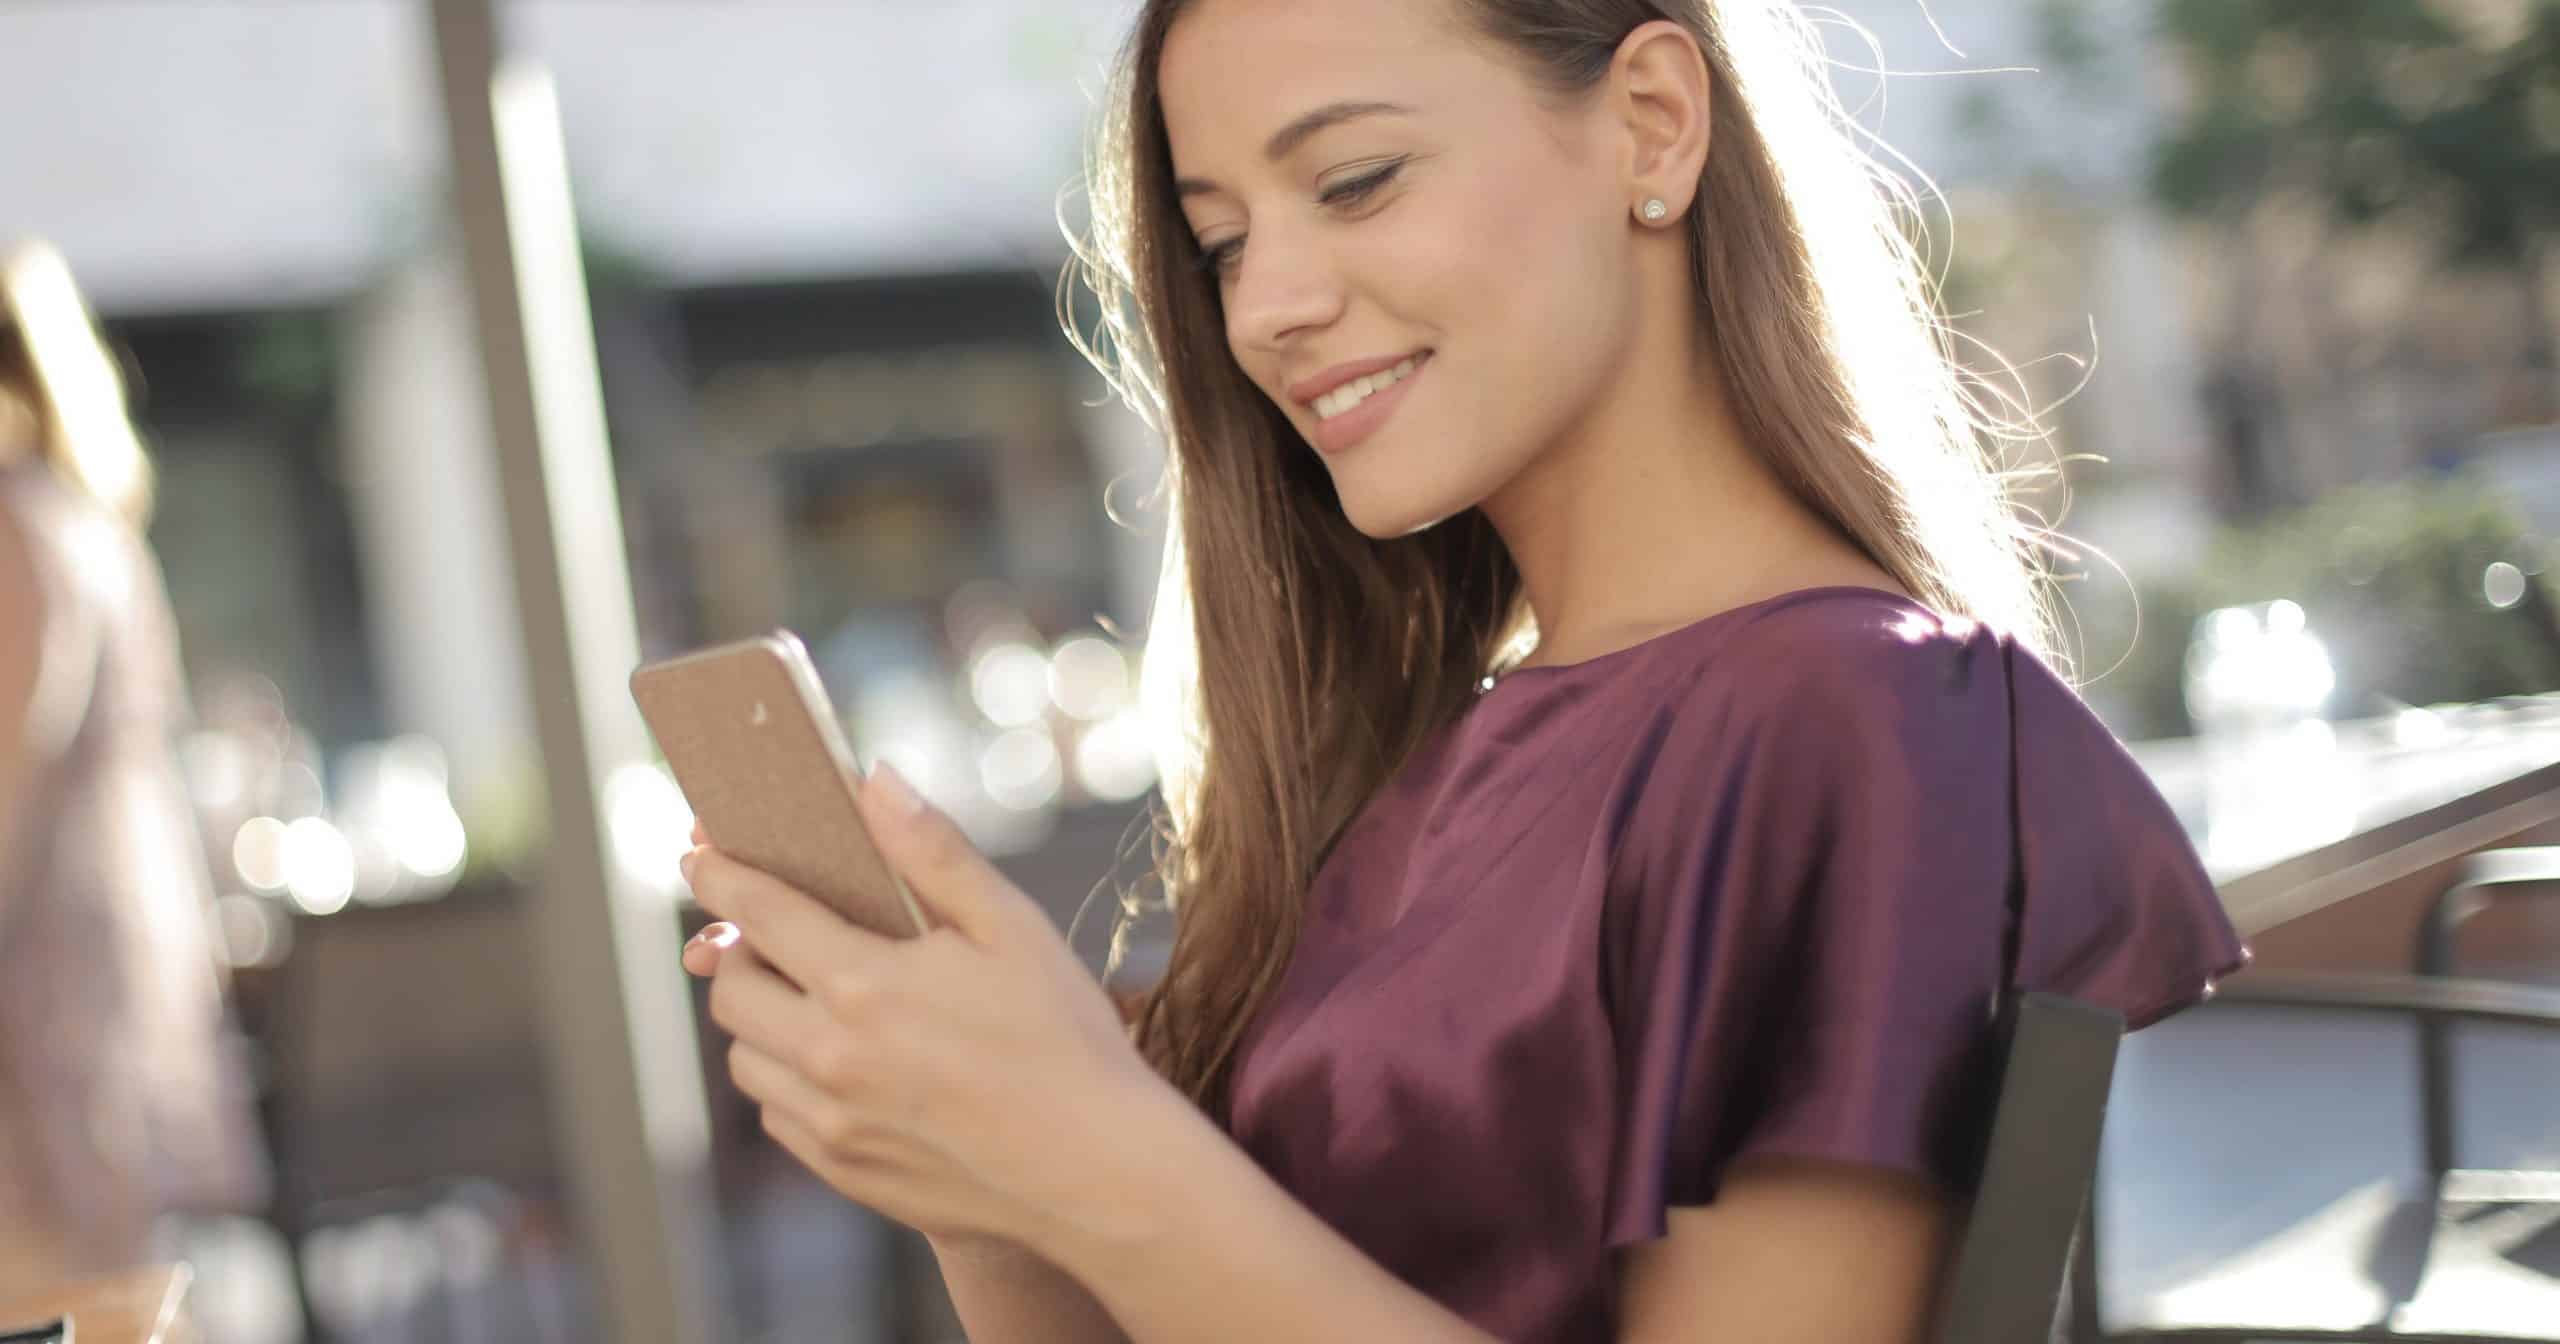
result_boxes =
[868,762,926,818]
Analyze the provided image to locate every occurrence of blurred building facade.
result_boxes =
[2,0,1162,837]
[6,10,1167,1337]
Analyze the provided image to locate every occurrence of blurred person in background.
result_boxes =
[0,240,266,1301]
[677,2,2246,1341]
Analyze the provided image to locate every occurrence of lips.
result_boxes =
[1303,351,1429,458]
[1313,353,1428,420]
[1286,348,1434,409]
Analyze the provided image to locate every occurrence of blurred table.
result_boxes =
[2108,698,2560,1337]
[0,1265,192,1344]
[2132,696,2560,941]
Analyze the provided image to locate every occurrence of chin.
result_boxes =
[1331,471,1475,540]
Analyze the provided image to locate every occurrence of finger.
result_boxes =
[692,819,710,848]
[727,1038,856,1143]
[681,921,738,978]
[856,762,1025,944]
[705,943,842,1078]
[757,1106,936,1231]
[759,1103,837,1172]
[685,845,895,992]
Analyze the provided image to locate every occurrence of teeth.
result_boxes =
[1314,355,1422,421]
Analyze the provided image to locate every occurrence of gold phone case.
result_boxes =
[630,630,929,939]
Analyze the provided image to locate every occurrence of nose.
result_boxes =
[1225,225,1345,365]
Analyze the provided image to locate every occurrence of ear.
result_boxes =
[1608,20,1712,226]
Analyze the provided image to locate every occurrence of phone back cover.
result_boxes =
[631,642,921,939]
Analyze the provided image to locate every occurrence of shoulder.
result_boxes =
[1655,587,2014,764]
[1605,589,2024,894]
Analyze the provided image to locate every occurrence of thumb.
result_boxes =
[681,921,738,978]
[857,762,1020,944]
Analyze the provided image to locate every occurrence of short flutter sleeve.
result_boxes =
[1598,603,2243,1246]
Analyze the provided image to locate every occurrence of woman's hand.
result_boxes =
[679,764,1172,1262]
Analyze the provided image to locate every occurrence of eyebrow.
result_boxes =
[1174,99,1416,198]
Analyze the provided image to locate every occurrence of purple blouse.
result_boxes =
[1223,587,2247,1343]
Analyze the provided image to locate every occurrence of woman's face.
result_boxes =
[1159,0,1645,539]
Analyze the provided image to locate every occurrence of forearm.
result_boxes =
[1045,1089,1498,1344]
[932,1235,1130,1344]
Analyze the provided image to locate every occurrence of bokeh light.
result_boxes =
[233,816,290,893]
[282,816,357,916]
[969,642,1052,728]
[979,726,1062,812]
[1047,635,1132,721]
[2485,561,2527,609]
[2186,600,2337,723]
[213,891,292,970]
[1072,710,1158,803]
[606,762,694,895]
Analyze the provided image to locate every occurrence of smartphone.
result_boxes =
[630,630,930,939]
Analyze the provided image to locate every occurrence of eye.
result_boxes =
[1186,157,1409,281]
[1319,157,1407,208]
[1193,236,1245,276]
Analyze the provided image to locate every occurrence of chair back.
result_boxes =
[1933,991,2125,1344]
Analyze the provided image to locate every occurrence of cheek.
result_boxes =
[1374,159,1627,441]
[1373,158,1584,323]
[1484,172,1621,357]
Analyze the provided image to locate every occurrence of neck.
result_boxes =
[1477,284,1885,670]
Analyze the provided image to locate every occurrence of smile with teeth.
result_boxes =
[1312,355,1424,421]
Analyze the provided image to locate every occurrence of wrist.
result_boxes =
[928,1229,1032,1268]
[1033,1068,1217,1293]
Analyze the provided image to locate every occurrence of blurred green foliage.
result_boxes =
[2079,474,2560,738]
[2150,0,2560,270]
[2033,0,2560,736]
[240,311,337,407]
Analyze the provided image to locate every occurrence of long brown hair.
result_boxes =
[1064,0,2058,1116]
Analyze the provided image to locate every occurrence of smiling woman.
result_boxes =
[1080,0,2072,1161]
[682,2,2245,1342]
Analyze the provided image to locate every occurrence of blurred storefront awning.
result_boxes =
[0,0,1132,312]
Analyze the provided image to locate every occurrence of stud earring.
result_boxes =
[1640,198,1670,223]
